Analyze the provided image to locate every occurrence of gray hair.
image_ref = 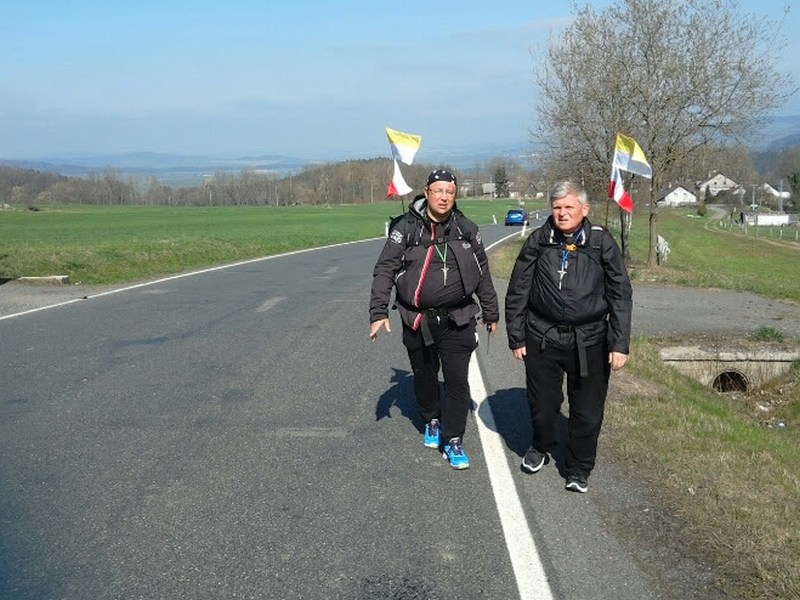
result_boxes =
[549,181,588,205]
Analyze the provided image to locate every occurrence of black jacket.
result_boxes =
[505,216,632,354]
[369,197,499,329]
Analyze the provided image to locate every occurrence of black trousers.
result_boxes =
[523,337,610,477]
[402,317,477,443]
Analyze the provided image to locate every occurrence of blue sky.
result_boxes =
[1,1,797,161]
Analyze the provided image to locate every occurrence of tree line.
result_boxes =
[0,157,546,208]
[2,140,796,211]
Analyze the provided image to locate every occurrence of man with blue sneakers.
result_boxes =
[370,169,499,469]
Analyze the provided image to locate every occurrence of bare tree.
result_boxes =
[533,0,795,266]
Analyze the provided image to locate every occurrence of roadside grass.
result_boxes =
[604,339,800,600]
[0,204,388,283]
[623,208,800,302]
[491,213,800,599]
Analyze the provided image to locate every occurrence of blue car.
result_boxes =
[504,209,527,226]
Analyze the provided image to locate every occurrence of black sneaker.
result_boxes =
[565,474,588,493]
[521,447,546,473]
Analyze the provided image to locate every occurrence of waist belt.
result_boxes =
[421,307,449,346]
[540,323,588,378]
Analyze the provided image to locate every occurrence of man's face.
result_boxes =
[551,193,590,234]
[425,181,457,222]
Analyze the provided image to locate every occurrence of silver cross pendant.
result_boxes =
[557,268,567,289]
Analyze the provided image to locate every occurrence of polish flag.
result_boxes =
[386,159,412,197]
[608,165,634,212]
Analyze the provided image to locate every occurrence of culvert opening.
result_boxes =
[713,370,749,393]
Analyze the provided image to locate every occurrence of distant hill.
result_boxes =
[0,151,312,187]
[767,132,800,151]
[750,115,800,150]
[1,115,797,186]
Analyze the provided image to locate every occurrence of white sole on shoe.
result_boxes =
[565,480,588,493]
[442,451,469,470]
[521,455,545,473]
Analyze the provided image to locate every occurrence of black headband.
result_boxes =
[426,169,457,186]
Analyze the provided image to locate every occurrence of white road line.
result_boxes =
[256,296,286,313]
[2,230,524,322]
[472,230,552,600]
[0,238,376,321]
[0,298,83,321]
[470,354,554,600]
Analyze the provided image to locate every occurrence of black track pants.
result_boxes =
[523,338,610,476]
[402,317,477,443]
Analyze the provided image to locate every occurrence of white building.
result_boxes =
[746,213,797,227]
[698,173,740,198]
[657,184,697,207]
[762,183,791,200]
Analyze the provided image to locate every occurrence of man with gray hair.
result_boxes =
[505,181,632,492]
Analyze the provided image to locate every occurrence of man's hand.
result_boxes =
[512,346,526,360]
[484,322,498,336]
[609,352,628,370]
[370,318,391,342]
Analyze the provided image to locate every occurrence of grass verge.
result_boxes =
[623,208,800,303]
[606,339,800,599]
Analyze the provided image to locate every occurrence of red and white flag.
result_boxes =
[386,159,412,198]
[608,165,633,212]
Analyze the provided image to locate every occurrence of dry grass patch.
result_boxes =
[604,338,800,599]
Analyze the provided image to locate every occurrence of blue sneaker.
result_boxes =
[442,438,469,470]
[423,419,441,448]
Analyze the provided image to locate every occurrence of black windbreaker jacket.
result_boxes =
[369,198,499,329]
[504,216,632,354]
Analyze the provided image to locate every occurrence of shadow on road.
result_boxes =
[374,367,424,433]
[481,387,571,475]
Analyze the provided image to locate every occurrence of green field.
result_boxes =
[0,200,528,283]
[626,209,800,302]
[3,201,798,302]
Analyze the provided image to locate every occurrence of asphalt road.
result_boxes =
[1,225,798,599]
